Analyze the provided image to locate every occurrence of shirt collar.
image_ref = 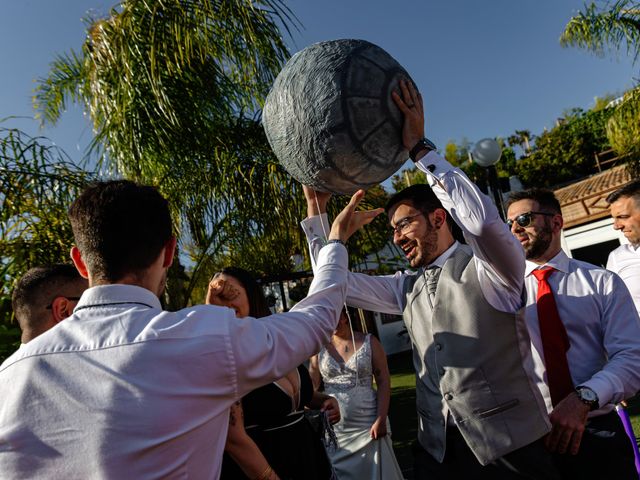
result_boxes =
[75,284,163,312]
[525,249,570,277]
[625,243,640,253]
[428,241,459,269]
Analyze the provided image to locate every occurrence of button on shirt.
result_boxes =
[524,250,640,415]
[0,244,347,479]
[607,243,640,316]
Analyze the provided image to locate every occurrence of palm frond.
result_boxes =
[34,49,86,125]
[560,0,640,62]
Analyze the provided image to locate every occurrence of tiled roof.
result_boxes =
[554,165,632,228]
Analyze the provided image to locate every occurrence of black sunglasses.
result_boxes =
[506,211,555,229]
[45,296,81,310]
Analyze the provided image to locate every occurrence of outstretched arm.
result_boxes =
[229,190,384,397]
[301,187,407,315]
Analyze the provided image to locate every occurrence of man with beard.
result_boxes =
[301,80,559,479]
[606,180,640,315]
[506,188,640,479]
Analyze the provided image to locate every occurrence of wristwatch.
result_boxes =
[575,386,599,411]
[409,137,437,161]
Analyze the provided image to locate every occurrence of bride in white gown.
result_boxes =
[310,312,404,480]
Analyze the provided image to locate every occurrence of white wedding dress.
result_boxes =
[318,334,404,480]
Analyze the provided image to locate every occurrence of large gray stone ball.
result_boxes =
[263,39,417,194]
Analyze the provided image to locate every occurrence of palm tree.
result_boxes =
[33,0,311,306]
[560,1,640,63]
[507,130,532,154]
[561,1,640,177]
[32,1,395,307]
[0,125,95,360]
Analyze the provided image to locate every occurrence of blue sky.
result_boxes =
[1,1,638,169]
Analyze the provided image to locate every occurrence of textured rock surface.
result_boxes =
[263,39,417,194]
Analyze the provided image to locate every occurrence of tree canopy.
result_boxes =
[0,126,94,360]
[606,88,640,177]
[433,103,616,193]
[33,1,308,305]
[561,0,640,175]
[561,0,640,63]
[515,107,615,187]
[29,0,399,308]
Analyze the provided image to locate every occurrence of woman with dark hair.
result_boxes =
[206,267,339,480]
[209,267,271,318]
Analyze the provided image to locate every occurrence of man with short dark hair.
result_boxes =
[302,81,558,479]
[12,263,88,343]
[0,180,380,478]
[506,188,640,479]
[606,180,640,315]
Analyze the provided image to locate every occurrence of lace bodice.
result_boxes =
[319,334,373,392]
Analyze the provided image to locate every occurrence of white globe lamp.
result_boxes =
[471,138,502,167]
[471,138,505,219]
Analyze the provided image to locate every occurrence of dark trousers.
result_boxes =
[413,426,561,480]
[552,411,638,479]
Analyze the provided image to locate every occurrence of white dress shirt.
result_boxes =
[0,244,347,479]
[607,243,640,316]
[301,151,526,315]
[524,249,640,415]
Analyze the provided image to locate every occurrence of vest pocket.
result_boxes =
[473,398,520,419]
[443,367,519,424]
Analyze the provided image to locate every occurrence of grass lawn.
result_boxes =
[388,351,417,479]
[387,350,640,479]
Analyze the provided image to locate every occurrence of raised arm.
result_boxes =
[229,190,384,397]
[301,188,408,315]
[392,79,524,312]
[326,189,384,242]
[304,185,332,218]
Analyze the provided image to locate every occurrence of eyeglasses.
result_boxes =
[45,296,81,310]
[506,211,555,229]
[391,213,423,236]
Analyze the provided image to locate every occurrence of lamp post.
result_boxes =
[471,138,506,220]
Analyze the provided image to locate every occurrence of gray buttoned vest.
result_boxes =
[402,245,550,465]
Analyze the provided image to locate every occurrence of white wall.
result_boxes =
[561,217,626,257]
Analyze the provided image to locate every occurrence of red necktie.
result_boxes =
[532,267,574,407]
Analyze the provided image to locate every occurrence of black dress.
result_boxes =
[220,364,333,480]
